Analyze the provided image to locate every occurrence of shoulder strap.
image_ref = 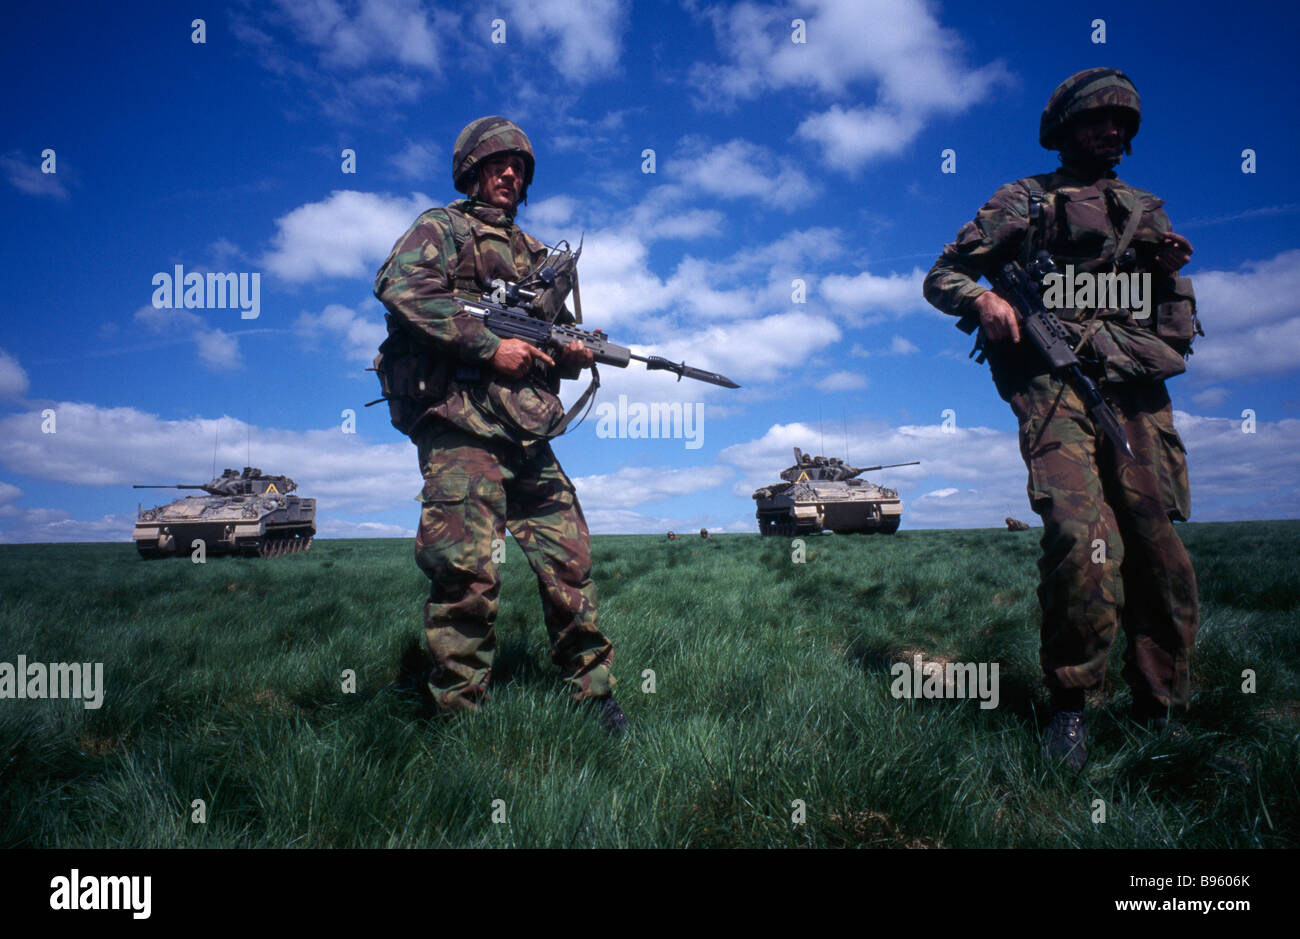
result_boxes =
[1102,185,1143,269]
[1017,178,1047,265]
[435,205,479,294]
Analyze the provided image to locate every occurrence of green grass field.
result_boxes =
[1,522,1296,848]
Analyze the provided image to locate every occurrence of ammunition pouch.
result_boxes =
[369,316,451,436]
[1088,319,1188,383]
[473,378,568,439]
[1153,274,1201,357]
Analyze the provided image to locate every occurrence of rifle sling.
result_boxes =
[550,364,600,437]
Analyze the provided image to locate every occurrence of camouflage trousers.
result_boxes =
[413,423,614,712]
[1009,376,1199,710]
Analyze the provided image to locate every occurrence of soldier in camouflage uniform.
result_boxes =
[373,116,626,732]
[924,70,1201,769]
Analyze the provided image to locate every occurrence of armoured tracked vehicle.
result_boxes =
[133,467,316,558]
[753,448,918,536]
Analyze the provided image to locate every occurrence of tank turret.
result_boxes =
[133,466,299,498]
[778,447,916,483]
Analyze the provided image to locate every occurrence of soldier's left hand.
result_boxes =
[556,338,595,368]
[1156,232,1193,274]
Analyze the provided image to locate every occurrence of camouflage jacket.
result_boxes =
[373,199,578,444]
[923,162,1199,398]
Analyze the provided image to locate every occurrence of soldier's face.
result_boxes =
[1068,108,1133,163]
[477,154,526,210]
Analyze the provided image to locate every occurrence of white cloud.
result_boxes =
[661,257,758,320]
[570,231,674,328]
[797,104,923,169]
[663,311,841,386]
[0,404,412,516]
[501,0,628,83]
[194,330,242,370]
[692,0,1008,169]
[0,348,31,398]
[1,151,69,200]
[571,464,733,509]
[1191,387,1230,408]
[262,190,432,282]
[523,195,579,230]
[296,303,387,363]
[820,267,931,320]
[589,183,725,246]
[208,238,245,266]
[388,140,439,180]
[0,508,138,545]
[581,508,681,535]
[275,0,442,71]
[1193,250,1300,330]
[669,138,817,210]
[1172,410,1300,521]
[315,518,412,539]
[132,305,243,371]
[844,334,920,359]
[816,370,868,392]
[1187,249,1300,382]
[0,479,140,543]
[907,486,1017,529]
[580,507,747,536]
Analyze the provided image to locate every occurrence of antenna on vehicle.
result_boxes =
[212,423,219,478]
[819,404,824,457]
[842,410,849,463]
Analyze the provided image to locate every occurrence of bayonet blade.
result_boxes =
[1091,400,1136,459]
[638,355,740,388]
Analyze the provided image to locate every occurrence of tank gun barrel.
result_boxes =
[132,484,209,489]
[852,461,921,472]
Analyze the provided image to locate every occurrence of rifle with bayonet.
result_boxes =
[459,274,740,389]
[980,252,1134,459]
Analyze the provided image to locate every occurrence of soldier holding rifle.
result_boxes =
[924,70,1201,769]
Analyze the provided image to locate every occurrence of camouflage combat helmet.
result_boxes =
[1039,68,1141,150]
[453,116,535,202]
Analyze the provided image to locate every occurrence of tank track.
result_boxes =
[253,530,313,557]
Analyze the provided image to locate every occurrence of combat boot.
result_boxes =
[592,696,628,735]
[1132,698,1189,739]
[1042,709,1088,770]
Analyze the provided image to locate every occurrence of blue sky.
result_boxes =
[2,0,1297,542]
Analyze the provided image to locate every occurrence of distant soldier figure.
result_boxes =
[373,117,626,732]
[699,528,711,539]
[1005,517,1031,532]
[924,70,1201,769]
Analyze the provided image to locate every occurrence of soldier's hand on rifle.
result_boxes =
[975,290,1021,343]
[556,338,595,368]
[1155,232,1193,275]
[492,338,555,378]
